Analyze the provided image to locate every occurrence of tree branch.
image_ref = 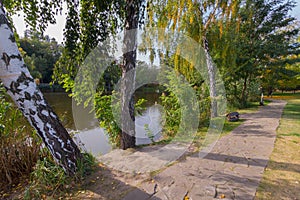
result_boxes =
[203,0,220,32]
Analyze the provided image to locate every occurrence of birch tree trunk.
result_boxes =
[203,37,218,117]
[0,4,81,174]
[120,0,139,149]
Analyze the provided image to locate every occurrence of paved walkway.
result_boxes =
[98,100,286,200]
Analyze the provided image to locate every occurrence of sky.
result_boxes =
[12,10,66,43]
[11,1,300,44]
[292,0,300,20]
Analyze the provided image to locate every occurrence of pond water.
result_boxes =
[43,92,163,156]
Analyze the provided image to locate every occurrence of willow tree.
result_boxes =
[0,1,82,174]
[147,0,241,117]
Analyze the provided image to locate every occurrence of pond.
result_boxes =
[43,92,163,156]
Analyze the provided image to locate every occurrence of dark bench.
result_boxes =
[226,112,240,122]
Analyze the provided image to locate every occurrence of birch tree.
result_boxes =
[0,1,82,175]
[119,0,140,149]
[53,0,144,149]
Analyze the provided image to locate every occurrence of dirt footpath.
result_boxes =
[121,100,286,200]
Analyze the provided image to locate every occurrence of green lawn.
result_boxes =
[255,93,300,200]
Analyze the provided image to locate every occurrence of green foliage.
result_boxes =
[94,92,147,146]
[0,83,41,189]
[0,83,95,196]
[135,97,148,116]
[4,0,64,33]
[207,0,299,107]
[148,0,299,108]
[266,53,300,93]
[144,124,155,143]
[95,94,121,146]
[24,155,69,199]
[159,68,200,138]
[160,90,180,137]
[231,0,298,105]
[53,0,127,89]
[18,31,61,83]
[76,152,97,178]
[24,152,96,199]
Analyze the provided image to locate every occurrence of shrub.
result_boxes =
[0,83,41,190]
[94,92,147,147]
[24,152,96,199]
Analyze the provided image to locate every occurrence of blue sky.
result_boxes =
[292,0,300,19]
[12,1,300,44]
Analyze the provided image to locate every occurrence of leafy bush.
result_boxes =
[160,91,181,137]
[94,92,147,147]
[94,94,121,146]
[159,69,202,138]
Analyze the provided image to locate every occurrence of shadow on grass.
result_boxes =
[281,100,300,120]
[255,177,300,200]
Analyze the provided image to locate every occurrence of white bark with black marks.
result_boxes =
[120,0,140,149]
[203,37,218,117]
[0,3,81,174]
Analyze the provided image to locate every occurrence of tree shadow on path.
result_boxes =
[73,165,161,200]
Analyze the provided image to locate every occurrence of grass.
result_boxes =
[255,93,300,200]
[234,100,271,114]
[137,119,244,150]
[23,152,97,200]
[0,85,41,196]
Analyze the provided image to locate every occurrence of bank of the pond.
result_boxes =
[44,92,164,156]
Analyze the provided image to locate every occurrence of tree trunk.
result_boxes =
[241,76,248,107]
[203,37,218,117]
[120,0,139,149]
[0,4,81,175]
[260,92,264,106]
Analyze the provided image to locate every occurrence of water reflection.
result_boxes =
[135,104,164,145]
[44,92,163,156]
[73,128,112,156]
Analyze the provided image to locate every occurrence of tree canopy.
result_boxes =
[19,30,61,83]
[146,0,299,107]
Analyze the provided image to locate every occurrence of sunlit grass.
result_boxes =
[255,95,300,200]
[266,91,300,100]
